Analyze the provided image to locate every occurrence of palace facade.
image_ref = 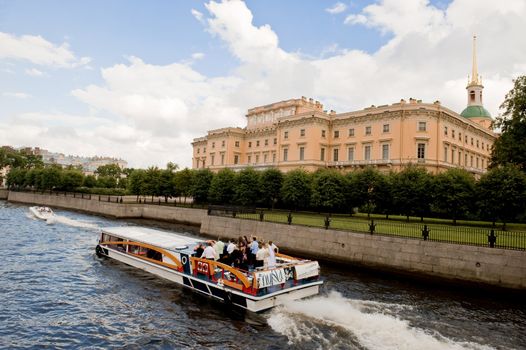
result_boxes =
[191,37,496,176]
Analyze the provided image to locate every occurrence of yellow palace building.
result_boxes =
[192,37,496,176]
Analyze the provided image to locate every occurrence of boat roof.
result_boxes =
[102,226,201,251]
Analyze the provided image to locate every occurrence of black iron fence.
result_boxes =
[208,206,526,251]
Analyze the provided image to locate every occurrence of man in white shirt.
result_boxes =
[214,238,225,259]
[201,242,217,260]
[227,239,236,255]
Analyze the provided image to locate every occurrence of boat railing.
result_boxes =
[190,257,254,292]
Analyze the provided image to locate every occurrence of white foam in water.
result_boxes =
[46,215,99,230]
[267,291,494,350]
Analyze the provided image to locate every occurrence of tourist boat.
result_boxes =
[96,226,322,312]
[29,206,55,220]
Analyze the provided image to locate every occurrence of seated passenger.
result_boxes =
[194,243,204,258]
[201,242,217,260]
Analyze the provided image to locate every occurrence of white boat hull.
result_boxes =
[29,206,55,220]
[99,246,322,312]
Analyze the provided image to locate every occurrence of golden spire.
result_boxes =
[470,35,479,85]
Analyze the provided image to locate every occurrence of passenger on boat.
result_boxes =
[194,243,204,258]
[214,238,225,260]
[249,237,259,266]
[230,245,243,268]
[267,247,277,269]
[227,239,236,255]
[269,241,279,254]
[201,242,217,260]
[255,243,268,268]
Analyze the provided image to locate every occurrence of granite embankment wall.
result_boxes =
[0,189,8,200]
[7,191,206,226]
[201,215,526,290]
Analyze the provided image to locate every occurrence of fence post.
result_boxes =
[324,215,331,230]
[259,211,264,222]
[422,225,429,240]
[107,196,110,202]
[207,207,211,215]
[158,199,161,205]
[98,195,101,201]
[287,212,292,225]
[120,197,123,203]
[232,210,237,218]
[488,229,496,248]
[369,220,376,234]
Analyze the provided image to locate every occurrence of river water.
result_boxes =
[0,201,524,350]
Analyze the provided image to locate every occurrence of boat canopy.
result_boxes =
[101,226,201,251]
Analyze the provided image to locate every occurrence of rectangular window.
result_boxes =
[417,143,425,159]
[383,124,390,133]
[349,128,355,137]
[418,121,427,131]
[476,140,479,148]
[364,145,371,160]
[365,126,372,135]
[382,144,389,160]
[444,146,448,162]
[444,126,448,136]
[471,137,474,146]
[459,132,462,141]
[451,149,455,164]
[333,148,339,161]
[256,155,259,163]
[470,155,473,167]
[211,155,214,165]
[247,155,251,163]
[299,146,305,161]
[272,153,276,163]
[234,155,239,164]
[235,141,239,147]
[212,142,215,148]
[203,147,206,153]
[458,151,461,165]
[481,158,484,169]
[320,148,325,161]
[321,130,326,138]
[348,147,354,161]
[334,130,339,138]
[465,154,468,166]
[264,154,268,163]
[465,135,468,143]
[256,140,260,147]
[265,139,268,146]
[248,141,252,148]
[221,154,224,165]
[197,148,200,154]
[222,140,225,147]
[274,138,277,145]
[486,144,489,151]
[482,142,484,150]
[283,148,288,161]
[476,157,479,168]
[452,130,455,139]
[300,129,305,137]
[284,131,288,140]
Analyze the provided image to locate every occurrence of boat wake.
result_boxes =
[46,215,99,230]
[267,291,494,350]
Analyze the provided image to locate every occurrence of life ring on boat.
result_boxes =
[95,245,104,257]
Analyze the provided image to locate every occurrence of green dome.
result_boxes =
[460,105,491,119]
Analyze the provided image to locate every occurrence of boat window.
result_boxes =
[146,249,163,261]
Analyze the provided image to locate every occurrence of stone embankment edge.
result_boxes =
[5,191,526,290]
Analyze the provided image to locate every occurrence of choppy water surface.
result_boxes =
[1,201,525,349]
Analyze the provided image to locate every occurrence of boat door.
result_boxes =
[180,253,191,274]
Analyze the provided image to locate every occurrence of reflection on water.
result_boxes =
[0,201,524,349]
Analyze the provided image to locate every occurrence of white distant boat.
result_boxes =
[29,206,55,220]
[96,226,323,312]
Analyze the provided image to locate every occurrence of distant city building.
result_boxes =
[192,36,496,176]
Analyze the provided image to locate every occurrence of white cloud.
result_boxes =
[2,92,31,99]
[191,8,204,23]
[326,2,347,14]
[191,52,205,60]
[25,68,46,77]
[0,32,91,68]
[344,14,368,25]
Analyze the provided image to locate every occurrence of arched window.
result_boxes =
[470,91,475,102]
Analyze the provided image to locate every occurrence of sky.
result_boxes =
[0,0,525,169]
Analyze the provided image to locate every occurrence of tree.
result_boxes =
[281,169,312,210]
[234,168,261,206]
[432,168,476,224]
[127,169,146,200]
[190,169,214,204]
[477,165,526,228]
[60,169,84,191]
[260,168,283,209]
[208,168,236,204]
[97,175,117,188]
[6,167,27,189]
[40,166,62,190]
[310,169,346,213]
[83,175,97,188]
[142,166,161,200]
[158,169,176,202]
[351,167,390,218]
[173,168,194,203]
[95,164,122,177]
[392,165,433,221]
[166,162,179,172]
[491,76,526,171]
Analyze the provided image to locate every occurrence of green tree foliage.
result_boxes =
[392,165,433,220]
[190,169,214,204]
[310,169,347,212]
[142,166,161,199]
[0,147,43,169]
[350,167,391,218]
[95,164,122,177]
[60,169,84,191]
[208,168,236,204]
[233,168,261,206]
[432,168,476,224]
[260,168,283,209]
[491,76,526,171]
[477,165,526,227]
[83,175,97,188]
[6,167,27,189]
[96,175,117,189]
[281,169,312,210]
[173,168,194,201]
[127,169,146,199]
[40,166,62,190]
[158,169,176,202]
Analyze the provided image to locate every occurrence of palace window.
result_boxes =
[284,131,289,140]
[222,140,225,147]
[476,157,479,168]
[274,138,277,145]
[417,143,425,160]
[465,135,468,143]
[383,124,390,133]
[470,155,474,167]
[471,138,473,146]
[299,147,305,161]
[203,147,206,153]
[197,148,200,154]
[211,155,214,165]
[283,148,288,161]
[265,139,268,146]
[459,132,462,141]
[333,148,339,162]
[256,155,259,163]
[212,142,215,148]
[248,142,252,148]
[221,154,224,165]
[365,126,372,135]
[465,154,468,166]
[348,147,354,161]
[451,149,455,164]
[418,121,427,131]
[334,130,339,138]
[256,140,260,147]
[382,144,389,160]
[444,146,448,162]
[444,126,448,136]
[349,128,355,137]
[364,145,371,160]
[247,155,251,163]
[320,148,325,161]
[300,129,305,137]
[321,130,326,138]
[272,153,276,163]
[487,144,489,151]
[458,151,461,165]
[235,141,239,147]
[476,140,479,148]
[234,155,239,164]
[452,130,455,138]
[264,154,268,163]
